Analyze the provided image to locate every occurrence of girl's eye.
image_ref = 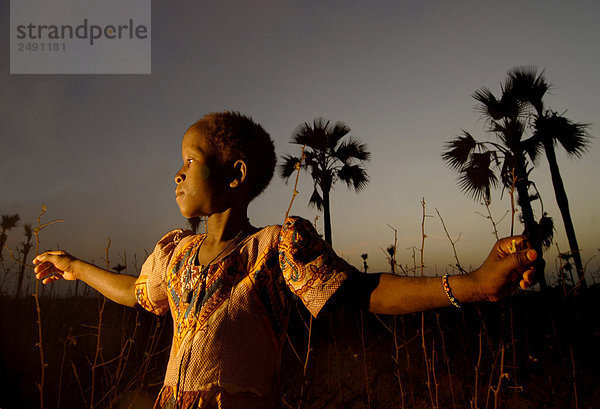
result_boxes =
[187,158,194,165]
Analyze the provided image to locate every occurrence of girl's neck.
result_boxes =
[204,207,252,244]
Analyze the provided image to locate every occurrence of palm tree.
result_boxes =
[0,214,20,261]
[279,118,370,245]
[507,66,592,286]
[443,80,552,288]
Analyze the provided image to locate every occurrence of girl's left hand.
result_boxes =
[33,250,79,284]
[470,236,537,302]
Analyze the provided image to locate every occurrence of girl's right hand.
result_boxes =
[33,251,79,284]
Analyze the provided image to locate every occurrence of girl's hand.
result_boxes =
[471,236,537,302]
[33,251,79,284]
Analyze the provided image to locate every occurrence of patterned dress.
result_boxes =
[134,217,357,409]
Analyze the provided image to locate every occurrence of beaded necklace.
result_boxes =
[181,228,246,304]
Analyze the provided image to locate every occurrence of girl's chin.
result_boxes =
[178,208,194,219]
[179,208,205,219]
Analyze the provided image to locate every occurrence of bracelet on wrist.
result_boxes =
[442,274,463,309]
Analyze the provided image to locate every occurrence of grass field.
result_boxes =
[1,284,599,409]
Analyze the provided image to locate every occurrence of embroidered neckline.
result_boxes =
[181,227,259,304]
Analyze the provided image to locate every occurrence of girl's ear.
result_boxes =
[229,160,247,188]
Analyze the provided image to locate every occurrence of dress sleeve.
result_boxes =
[278,217,356,317]
[135,229,192,315]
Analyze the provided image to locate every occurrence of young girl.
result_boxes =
[33,112,537,409]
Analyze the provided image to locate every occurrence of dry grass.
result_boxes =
[1,202,599,409]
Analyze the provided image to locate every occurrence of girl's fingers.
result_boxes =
[36,268,52,280]
[523,268,535,284]
[500,236,530,256]
[32,252,70,284]
[34,264,49,277]
[33,250,66,264]
[41,272,61,284]
[34,261,56,275]
[519,268,535,289]
[35,263,62,281]
[42,273,60,284]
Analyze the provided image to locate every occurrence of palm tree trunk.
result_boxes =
[543,141,585,287]
[323,188,332,245]
[515,159,548,289]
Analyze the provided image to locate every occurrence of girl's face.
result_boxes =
[174,126,227,218]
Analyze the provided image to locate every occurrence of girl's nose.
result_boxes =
[175,171,186,184]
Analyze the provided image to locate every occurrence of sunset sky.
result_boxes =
[2,0,599,289]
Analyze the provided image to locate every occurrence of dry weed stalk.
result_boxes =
[508,168,518,236]
[402,315,417,407]
[104,253,136,404]
[95,309,141,407]
[508,306,522,406]
[121,314,167,401]
[284,145,306,220]
[491,342,508,409]
[434,208,469,408]
[32,204,63,409]
[554,248,582,408]
[280,143,316,409]
[90,247,140,407]
[435,312,457,409]
[507,169,523,406]
[71,359,89,407]
[90,238,110,409]
[381,226,407,408]
[484,337,500,409]
[472,328,483,409]
[475,201,504,241]
[297,315,313,409]
[359,311,372,409]
[326,313,344,406]
[391,315,406,409]
[477,310,502,409]
[435,209,466,274]
[418,198,437,408]
[285,333,302,364]
[569,344,579,409]
[57,327,74,409]
[431,338,439,408]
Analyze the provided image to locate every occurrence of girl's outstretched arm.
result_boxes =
[33,251,138,307]
[368,236,537,315]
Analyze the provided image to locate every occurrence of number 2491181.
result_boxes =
[17,42,66,52]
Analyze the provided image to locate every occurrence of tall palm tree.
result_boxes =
[443,80,552,288]
[507,66,592,286]
[279,118,370,245]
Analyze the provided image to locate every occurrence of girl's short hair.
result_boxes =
[192,111,276,200]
